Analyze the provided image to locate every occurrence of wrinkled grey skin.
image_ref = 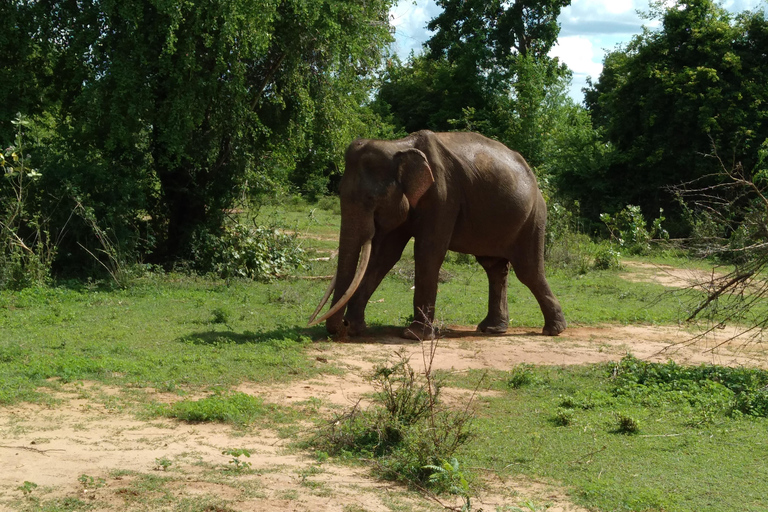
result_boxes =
[322,130,566,340]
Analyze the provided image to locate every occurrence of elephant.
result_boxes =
[308,130,566,340]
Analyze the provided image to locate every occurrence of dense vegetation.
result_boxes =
[2,0,767,316]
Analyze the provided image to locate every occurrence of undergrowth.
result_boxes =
[310,341,479,495]
[460,356,768,512]
[150,391,282,426]
[610,355,768,418]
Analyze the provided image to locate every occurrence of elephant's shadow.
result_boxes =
[178,327,308,346]
[179,325,542,347]
[327,325,542,345]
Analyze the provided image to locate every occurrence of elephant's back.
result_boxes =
[435,133,544,256]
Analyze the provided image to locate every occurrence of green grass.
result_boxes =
[449,361,768,512]
[0,276,336,405]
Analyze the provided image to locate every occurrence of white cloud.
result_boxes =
[389,1,438,58]
[550,36,603,79]
[596,0,635,15]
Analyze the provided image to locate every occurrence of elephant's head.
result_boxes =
[308,142,435,332]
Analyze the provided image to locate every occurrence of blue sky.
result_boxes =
[389,0,767,104]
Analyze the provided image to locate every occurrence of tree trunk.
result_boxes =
[157,166,207,261]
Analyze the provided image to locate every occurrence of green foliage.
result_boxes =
[154,457,173,471]
[541,196,594,274]
[611,355,768,418]
[371,355,435,426]
[551,408,574,427]
[600,205,669,255]
[592,245,622,270]
[613,413,641,435]
[507,364,538,389]
[222,448,252,472]
[583,1,768,232]
[191,219,305,281]
[1,114,55,290]
[456,361,768,512]
[311,348,475,488]
[7,0,397,268]
[153,391,274,426]
[375,1,579,172]
[77,474,106,490]
[424,458,472,511]
[17,481,37,497]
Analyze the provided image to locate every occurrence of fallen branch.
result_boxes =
[0,445,65,455]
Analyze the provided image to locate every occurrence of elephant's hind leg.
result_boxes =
[476,256,510,334]
[510,233,566,336]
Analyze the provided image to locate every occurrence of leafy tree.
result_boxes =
[427,0,570,65]
[580,0,768,233]
[14,0,394,263]
[375,0,572,169]
[0,2,56,144]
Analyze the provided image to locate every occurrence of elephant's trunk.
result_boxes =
[307,239,371,327]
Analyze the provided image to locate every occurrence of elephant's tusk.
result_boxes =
[307,271,337,325]
[307,239,371,327]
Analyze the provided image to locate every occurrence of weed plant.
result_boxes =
[151,391,288,426]
[310,345,477,489]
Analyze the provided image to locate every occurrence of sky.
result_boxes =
[389,0,767,104]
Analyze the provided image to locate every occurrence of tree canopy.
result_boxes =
[375,0,572,169]
[4,0,395,264]
[573,0,768,231]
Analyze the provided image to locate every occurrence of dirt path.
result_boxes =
[2,319,766,511]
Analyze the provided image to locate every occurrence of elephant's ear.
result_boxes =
[394,148,435,207]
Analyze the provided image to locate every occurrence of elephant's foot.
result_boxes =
[325,316,343,336]
[402,321,435,341]
[344,318,367,337]
[542,315,567,336]
[477,317,508,334]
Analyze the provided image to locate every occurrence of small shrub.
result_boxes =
[614,413,640,435]
[211,307,230,325]
[449,251,475,265]
[153,391,272,425]
[17,480,37,497]
[551,408,574,427]
[311,344,476,488]
[600,205,668,255]
[732,388,768,417]
[154,457,173,471]
[1,114,56,290]
[507,364,538,389]
[424,458,472,511]
[316,195,340,214]
[78,474,106,489]
[222,448,252,472]
[192,220,304,281]
[609,355,768,419]
[592,245,621,270]
[545,230,593,275]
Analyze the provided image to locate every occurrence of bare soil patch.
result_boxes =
[621,260,724,289]
[2,319,766,511]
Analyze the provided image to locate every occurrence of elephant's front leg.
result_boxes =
[403,237,448,340]
[343,228,411,336]
[476,256,510,334]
